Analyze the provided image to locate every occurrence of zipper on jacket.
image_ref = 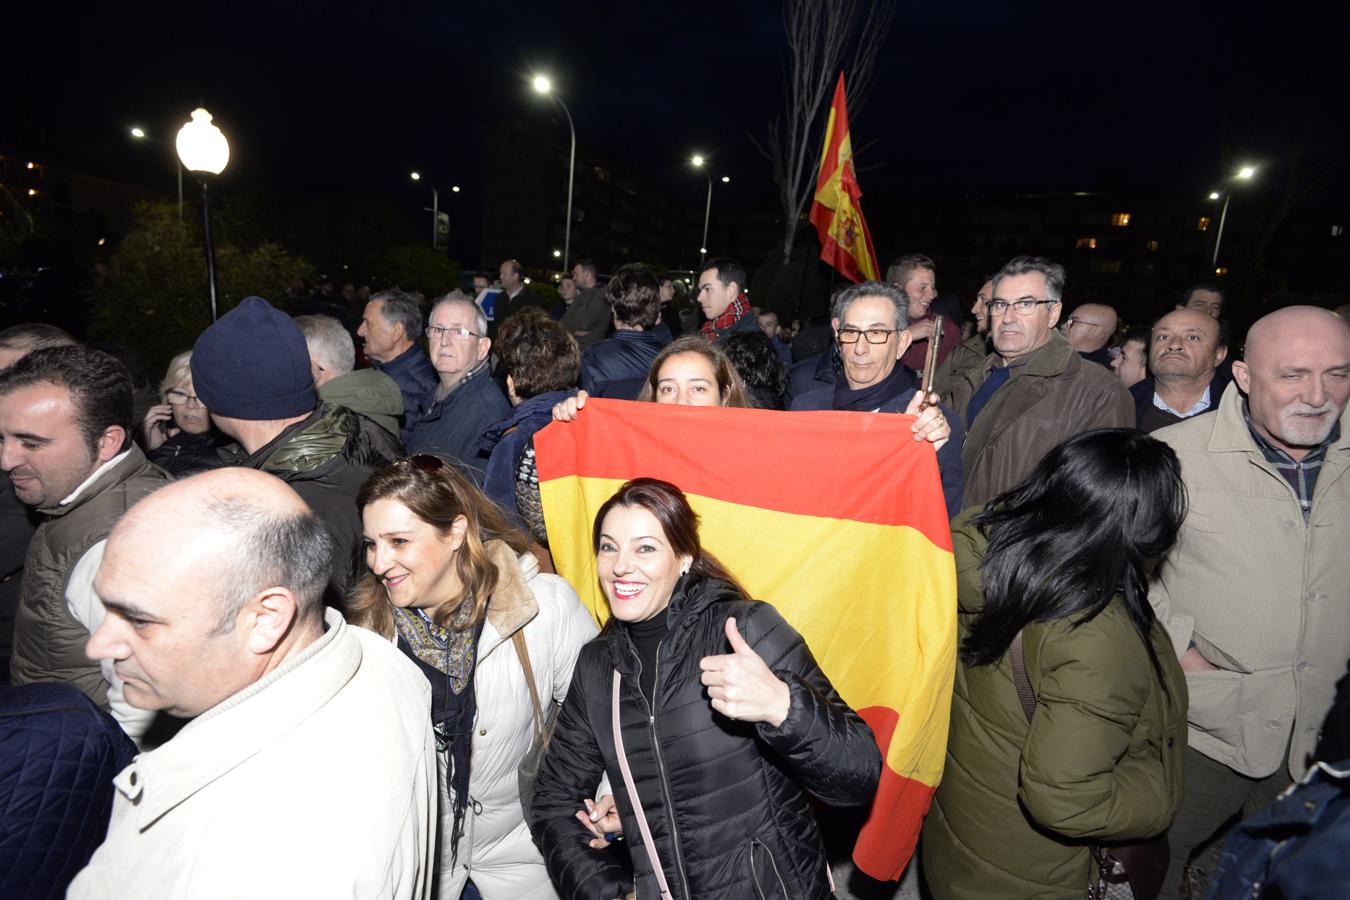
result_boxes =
[633,641,693,899]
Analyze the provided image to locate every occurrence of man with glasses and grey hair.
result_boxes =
[357,290,437,441]
[406,295,510,479]
[947,255,1133,508]
[790,280,965,517]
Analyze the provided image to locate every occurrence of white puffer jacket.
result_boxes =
[438,548,598,900]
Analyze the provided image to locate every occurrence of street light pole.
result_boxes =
[700,173,712,271]
[175,108,230,322]
[532,76,577,272]
[1210,165,1256,268]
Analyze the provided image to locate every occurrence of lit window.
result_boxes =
[1075,237,1097,249]
[1146,240,1160,252]
[1197,216,1211,232]
[1214,267,1229,276]
[1112,212,1131,226]
[1333,225,1345,237]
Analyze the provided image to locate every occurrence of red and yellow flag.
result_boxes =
[535,399,956,880]
[809,72,880,283]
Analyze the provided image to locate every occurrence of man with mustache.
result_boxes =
[947,255,1133,508]
[1131,308,1231,433]
[1149,306,1350,899]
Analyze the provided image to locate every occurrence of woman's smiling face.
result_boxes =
[596,504,691,623]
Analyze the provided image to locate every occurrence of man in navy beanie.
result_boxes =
[192,297,401,598]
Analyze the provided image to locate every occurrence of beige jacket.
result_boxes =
[69,610,437,899]
[1150,383,1350,780]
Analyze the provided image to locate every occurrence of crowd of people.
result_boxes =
[0,247,1346,900]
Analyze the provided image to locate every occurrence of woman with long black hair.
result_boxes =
[923,428,1189,900]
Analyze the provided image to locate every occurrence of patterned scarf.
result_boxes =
[701,292,752,339]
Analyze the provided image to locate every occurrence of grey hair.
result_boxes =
[294,315,355,377]
[992,256,1067,304]
[160,350,193,394]
[431,296,488,338]
[831,281,909,330]
[206,495,338,635]
[369,290,425,342]
[885,254,936,288]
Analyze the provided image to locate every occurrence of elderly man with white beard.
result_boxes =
[1148,305,1350,900]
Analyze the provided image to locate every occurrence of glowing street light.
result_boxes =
[409,170,421,181]
[451,185,461,193]
[690,155,729,270]
[175,107,230,321]
[553,249,562,258]
[531,74,577,270]
[1211,163,1258,268]
[130,127,146,139]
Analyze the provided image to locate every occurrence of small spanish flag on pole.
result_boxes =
[536,400,956,880]
[809,72,880,283]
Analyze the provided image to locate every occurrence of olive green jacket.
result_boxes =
[922,514,1188,900]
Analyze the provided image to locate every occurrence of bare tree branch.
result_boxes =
[752,0,895,264]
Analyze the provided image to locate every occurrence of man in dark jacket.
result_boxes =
[407,296,511,479]
[580,265,666,399]
[0,345,170,738]
[357,290,436,441]
[1130,307,1230,433]
[193,297,401,597]
[948,256,1134,509]
[561,259,612,350]
[790,281,965,518]
[496,259,548,325]
[697,257,758,341]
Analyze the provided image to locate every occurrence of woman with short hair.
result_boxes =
[142,350,228,476]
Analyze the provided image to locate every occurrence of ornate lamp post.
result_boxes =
[175,108,230,321]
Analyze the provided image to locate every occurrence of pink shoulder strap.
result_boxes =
[612,670,673,899]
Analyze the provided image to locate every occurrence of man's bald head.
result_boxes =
[112,469,335,632]
[89,469,338,716]
[1234,306,1350,459]
[1063,303,1118,353]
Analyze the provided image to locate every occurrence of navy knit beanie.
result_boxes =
[191,296,317,420]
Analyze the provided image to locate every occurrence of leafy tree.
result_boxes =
[91,202,313,373]
[356,244,461,298]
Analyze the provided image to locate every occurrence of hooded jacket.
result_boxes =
[530,575,881,900]
[318,368,405,438]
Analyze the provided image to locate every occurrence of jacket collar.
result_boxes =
[477,542,540,660]
[39,444,151,518]
[116,609,358,830]
[372,342,428,375]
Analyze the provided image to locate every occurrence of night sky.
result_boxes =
[10,1,1350,217]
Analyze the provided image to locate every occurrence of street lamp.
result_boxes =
[176,108,230,321]
[1210,164,1257,268]
[410,171,440,248]
[690,156,729,270]
[532,74,576,272]
[131,124,185,221]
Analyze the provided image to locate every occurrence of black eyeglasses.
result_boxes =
[837,327,899,345]
[165,388,203,406]
[988,299,1058,315]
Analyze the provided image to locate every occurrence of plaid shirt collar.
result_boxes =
[1243,399,1341,521]
[701,293,751,338]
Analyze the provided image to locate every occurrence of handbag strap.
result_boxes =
[1008,630,1037,722]
[511,631,545,741]
[612,670,674,900]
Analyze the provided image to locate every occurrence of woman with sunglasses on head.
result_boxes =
[529,478,881,900]
[351,455,599,900]
[142,350,229,476]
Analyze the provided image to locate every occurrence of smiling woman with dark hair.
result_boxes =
[530,478,881,900]
[923,428,1189,900]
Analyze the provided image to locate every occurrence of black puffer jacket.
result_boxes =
[531,575,881,900]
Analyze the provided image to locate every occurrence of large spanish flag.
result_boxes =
[809,72,880,283]
[535,399,956,880]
